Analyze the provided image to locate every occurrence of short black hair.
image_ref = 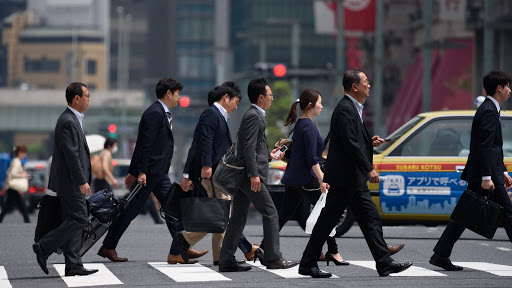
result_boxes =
[483,70,511,96]
[222,81,241,98]
[155,77,183,99]
[213,85,237,103]
[104,137,117,149]
[342,68,362,92]
[247,77,269,104]
[65,82,87,104]
[207,89,215,106]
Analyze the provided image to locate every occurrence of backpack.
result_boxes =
[91,153,104,179]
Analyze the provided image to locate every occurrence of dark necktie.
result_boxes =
[166,112,172,129]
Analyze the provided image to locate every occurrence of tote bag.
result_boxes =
[305,191,336,237]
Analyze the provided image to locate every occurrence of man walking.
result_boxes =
[218,78,297,272]
[430,70,512,270]
[97,77,207,263]
[298,69,412,278]
[33,82,98,276]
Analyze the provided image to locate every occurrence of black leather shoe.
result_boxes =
[177,231,191,263]
[65,267,99,276]
[298,266,332,278]
[214,259,246,266]
[377,261,413,276]
[32,243,49,275]
[387,243,405,256]
[429,253,463,271]
[218,263,252,272]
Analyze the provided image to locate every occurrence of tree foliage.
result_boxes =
[266,80,292,147]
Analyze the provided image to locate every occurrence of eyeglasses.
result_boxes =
[264,93,275,97]
[359,79,370,85]
[82,93,91,98]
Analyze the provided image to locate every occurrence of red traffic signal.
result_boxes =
[180,96,190,108]
[108,123,117,133]
[273,64,287,77]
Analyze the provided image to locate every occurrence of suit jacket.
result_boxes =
[48,108,91,194]
[324,96,373,188]
[128,101,174,191]
[461,98,507,185]
[236,106,270,182]
[183,105,232,181]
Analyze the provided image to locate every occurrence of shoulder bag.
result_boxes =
[212,136,246,196]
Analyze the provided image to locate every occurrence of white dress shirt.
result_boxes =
[345,94,364,123]
[67,106,84,131]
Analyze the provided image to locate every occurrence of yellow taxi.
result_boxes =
[267,110,512,236]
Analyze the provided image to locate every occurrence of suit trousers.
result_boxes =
[219,177,282,265]
[434,182,512,257]
[300,184,391,268]
[38,189,88,269]
[103,176,182,254]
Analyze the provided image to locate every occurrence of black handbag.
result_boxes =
[180,179,231,233]
[450,188,504,239]
[212,141,246,196]
[34,195,62,243]
[87,189,125,223]
[160,182,191,220]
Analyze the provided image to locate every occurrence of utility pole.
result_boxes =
[422,0,432,113]
[373,0,384,135]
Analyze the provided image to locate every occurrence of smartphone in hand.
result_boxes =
[384,135,402,142]
[274,145,288,158]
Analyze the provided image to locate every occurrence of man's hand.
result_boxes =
[481,179,495,190]
[372,136,385,147]
[138,172,147,186]
[270,147,285,160]
[250,176,261,192]
[505,174,512,190]
[201,166,212,179]
[125,174,136,189]
[368,169,380,183]
[180,178,193,192]
[79,183,91,195]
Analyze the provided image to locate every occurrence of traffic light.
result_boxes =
[179,96,190,108]
[108,123,117,138]
[273,64,287,77]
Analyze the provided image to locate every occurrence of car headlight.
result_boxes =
[267,168,285,185]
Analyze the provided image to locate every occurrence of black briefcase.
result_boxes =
[160,182,191,220]
[34,195,62,243]
[181,180,231,233]
[450,188,504,239]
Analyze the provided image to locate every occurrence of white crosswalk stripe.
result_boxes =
[53,263,123,287]
[0,266,12,288]
[350,261,447,277]
[453,262,512,276]
[248,260,340,278]
[148,262,231,282]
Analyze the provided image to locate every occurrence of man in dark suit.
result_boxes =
[33,82,98,276]
[430,70,512,271]
[298,69,413,278]
[218,77,298,272]
[97,78,206,264]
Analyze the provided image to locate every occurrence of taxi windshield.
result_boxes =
[374,116,424,154]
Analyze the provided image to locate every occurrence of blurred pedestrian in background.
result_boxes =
[92,138,118,193]
[0,145,30,223]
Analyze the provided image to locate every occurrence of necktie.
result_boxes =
[166,112,172,129]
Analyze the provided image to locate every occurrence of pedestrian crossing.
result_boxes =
[2,260,512,287]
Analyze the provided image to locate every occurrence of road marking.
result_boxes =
[496,247,512,252]
[0,266,12,288]
[479,243,490,246]
[350,261,446,277]
[53,263,123,287]
[249,260,339,278]
[148,262,230,282]
[453,262,512,276]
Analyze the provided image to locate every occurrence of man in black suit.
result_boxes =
[33,82,98,276]
[98,78,207,263]
[218,77,298,272]
[298,69,413,278]
[430,70,512,271]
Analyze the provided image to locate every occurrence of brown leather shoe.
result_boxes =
[98,246,128,262]
[167,254,199,264]
[244,244,259,261]
[265,258,299,269]
[187,248,208,259]
[387,243,405,256]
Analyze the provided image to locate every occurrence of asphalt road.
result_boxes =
[1,210,512,288]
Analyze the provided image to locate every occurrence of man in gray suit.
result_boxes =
[33,82,98,276]
[218,78,298,272]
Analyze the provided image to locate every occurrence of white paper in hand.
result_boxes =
[305,190,336,237]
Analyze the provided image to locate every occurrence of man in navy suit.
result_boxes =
[98,78,207,263]
[430,70,512,271]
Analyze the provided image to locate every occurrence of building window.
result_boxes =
[24,57,60,72]
[88,60,97,75]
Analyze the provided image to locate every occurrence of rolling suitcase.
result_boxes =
[80,184,142,256]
